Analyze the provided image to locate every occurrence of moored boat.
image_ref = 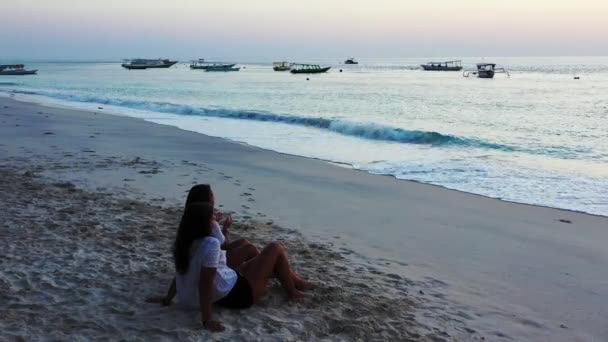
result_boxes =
[190,59,236,70]
[121,59,177,70]
[344,57,358,65]
[0,64,37,75]
[205,66,240,72]
[421,60,462,71]
[273,61,291,71]
[463,63,510,79]
[290,64,331,74]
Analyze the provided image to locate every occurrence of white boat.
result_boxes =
[0,64,37,75]
[121,59,177,70]
[190,59,236,70]
[463,63,510,79]
[273,61,291,71]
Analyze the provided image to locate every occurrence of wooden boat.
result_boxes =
[421,60,462,71]
[290,64,331,74]
[190,59,235,70]
[463,63,510,79]
[344,58,358,65]
[273,61,291,71]
[0,64,37,75]
[121,59,177,70]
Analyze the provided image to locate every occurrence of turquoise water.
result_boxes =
[2,57,608,215]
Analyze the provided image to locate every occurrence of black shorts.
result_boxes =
[216,273,253,309]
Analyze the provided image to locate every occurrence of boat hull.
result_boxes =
[0,70,37,75]
[273,66,291,71]
[290,67,331,74]
[191,64,236,70]
[344,61,358,65]
[477,70,495,78]
[206,67,240,72]
[121,61,177,70]
[421,65,463,71]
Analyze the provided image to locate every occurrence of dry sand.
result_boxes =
[1,95,608,341]
[0,168,455,341]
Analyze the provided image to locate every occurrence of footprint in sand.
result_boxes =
[241,192,252,196]
[43,132,54,135]
[247,198,255,202]
[242,205,250,209]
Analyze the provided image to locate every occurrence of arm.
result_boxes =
[161,277,176,306]
[221,216,232,241]
[199,267,224,332]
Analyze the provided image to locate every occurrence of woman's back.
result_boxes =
[176,236,237,307]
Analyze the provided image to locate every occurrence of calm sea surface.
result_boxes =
[2,57,607,215]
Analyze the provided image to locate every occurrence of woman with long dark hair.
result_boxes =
[174,202,312,332]
[158,185,260,305]
[185,184,259,268]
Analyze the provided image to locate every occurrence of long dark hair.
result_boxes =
[173,202,214,274]
[185,184,213,208]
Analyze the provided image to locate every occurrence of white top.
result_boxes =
[176,236,237,308]
[211,221,225,245]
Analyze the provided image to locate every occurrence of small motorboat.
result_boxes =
[290,64,331,74]
[463,63,509,78]
[121,59,177,70]
[0,64,37,75]
[190,59,236,70]
[421,60,462,71]
[344,58,358,65]
[273,61,291,71]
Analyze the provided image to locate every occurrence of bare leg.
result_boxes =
[237,242,305,302]
[291,271,314,291]
[227,243,260,269]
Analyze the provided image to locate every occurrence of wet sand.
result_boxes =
[1,95,607,341]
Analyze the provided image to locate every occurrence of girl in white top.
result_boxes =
[186,184,260,269]
[172,202,314,333]
[157,184,260,306]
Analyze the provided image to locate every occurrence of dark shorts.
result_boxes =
[216,273,253,309]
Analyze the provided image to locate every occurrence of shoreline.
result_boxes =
[3,91,606,219]
[2,96,608,341]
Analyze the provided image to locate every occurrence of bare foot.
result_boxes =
[288,289,306,300]
[294,278,315,291]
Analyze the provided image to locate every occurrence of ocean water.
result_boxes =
[2,57,607,215]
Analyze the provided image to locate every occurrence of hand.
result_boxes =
[203,320,225,332]
[222,215,233,230]
[144,296,163,304]
[214,211,224,222]
[161,296,172,306]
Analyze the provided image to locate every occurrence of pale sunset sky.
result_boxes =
[2,0,607,60]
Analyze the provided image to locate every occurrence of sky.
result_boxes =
[1,0,607,60]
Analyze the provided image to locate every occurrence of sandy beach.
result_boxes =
[2,95,608,341]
